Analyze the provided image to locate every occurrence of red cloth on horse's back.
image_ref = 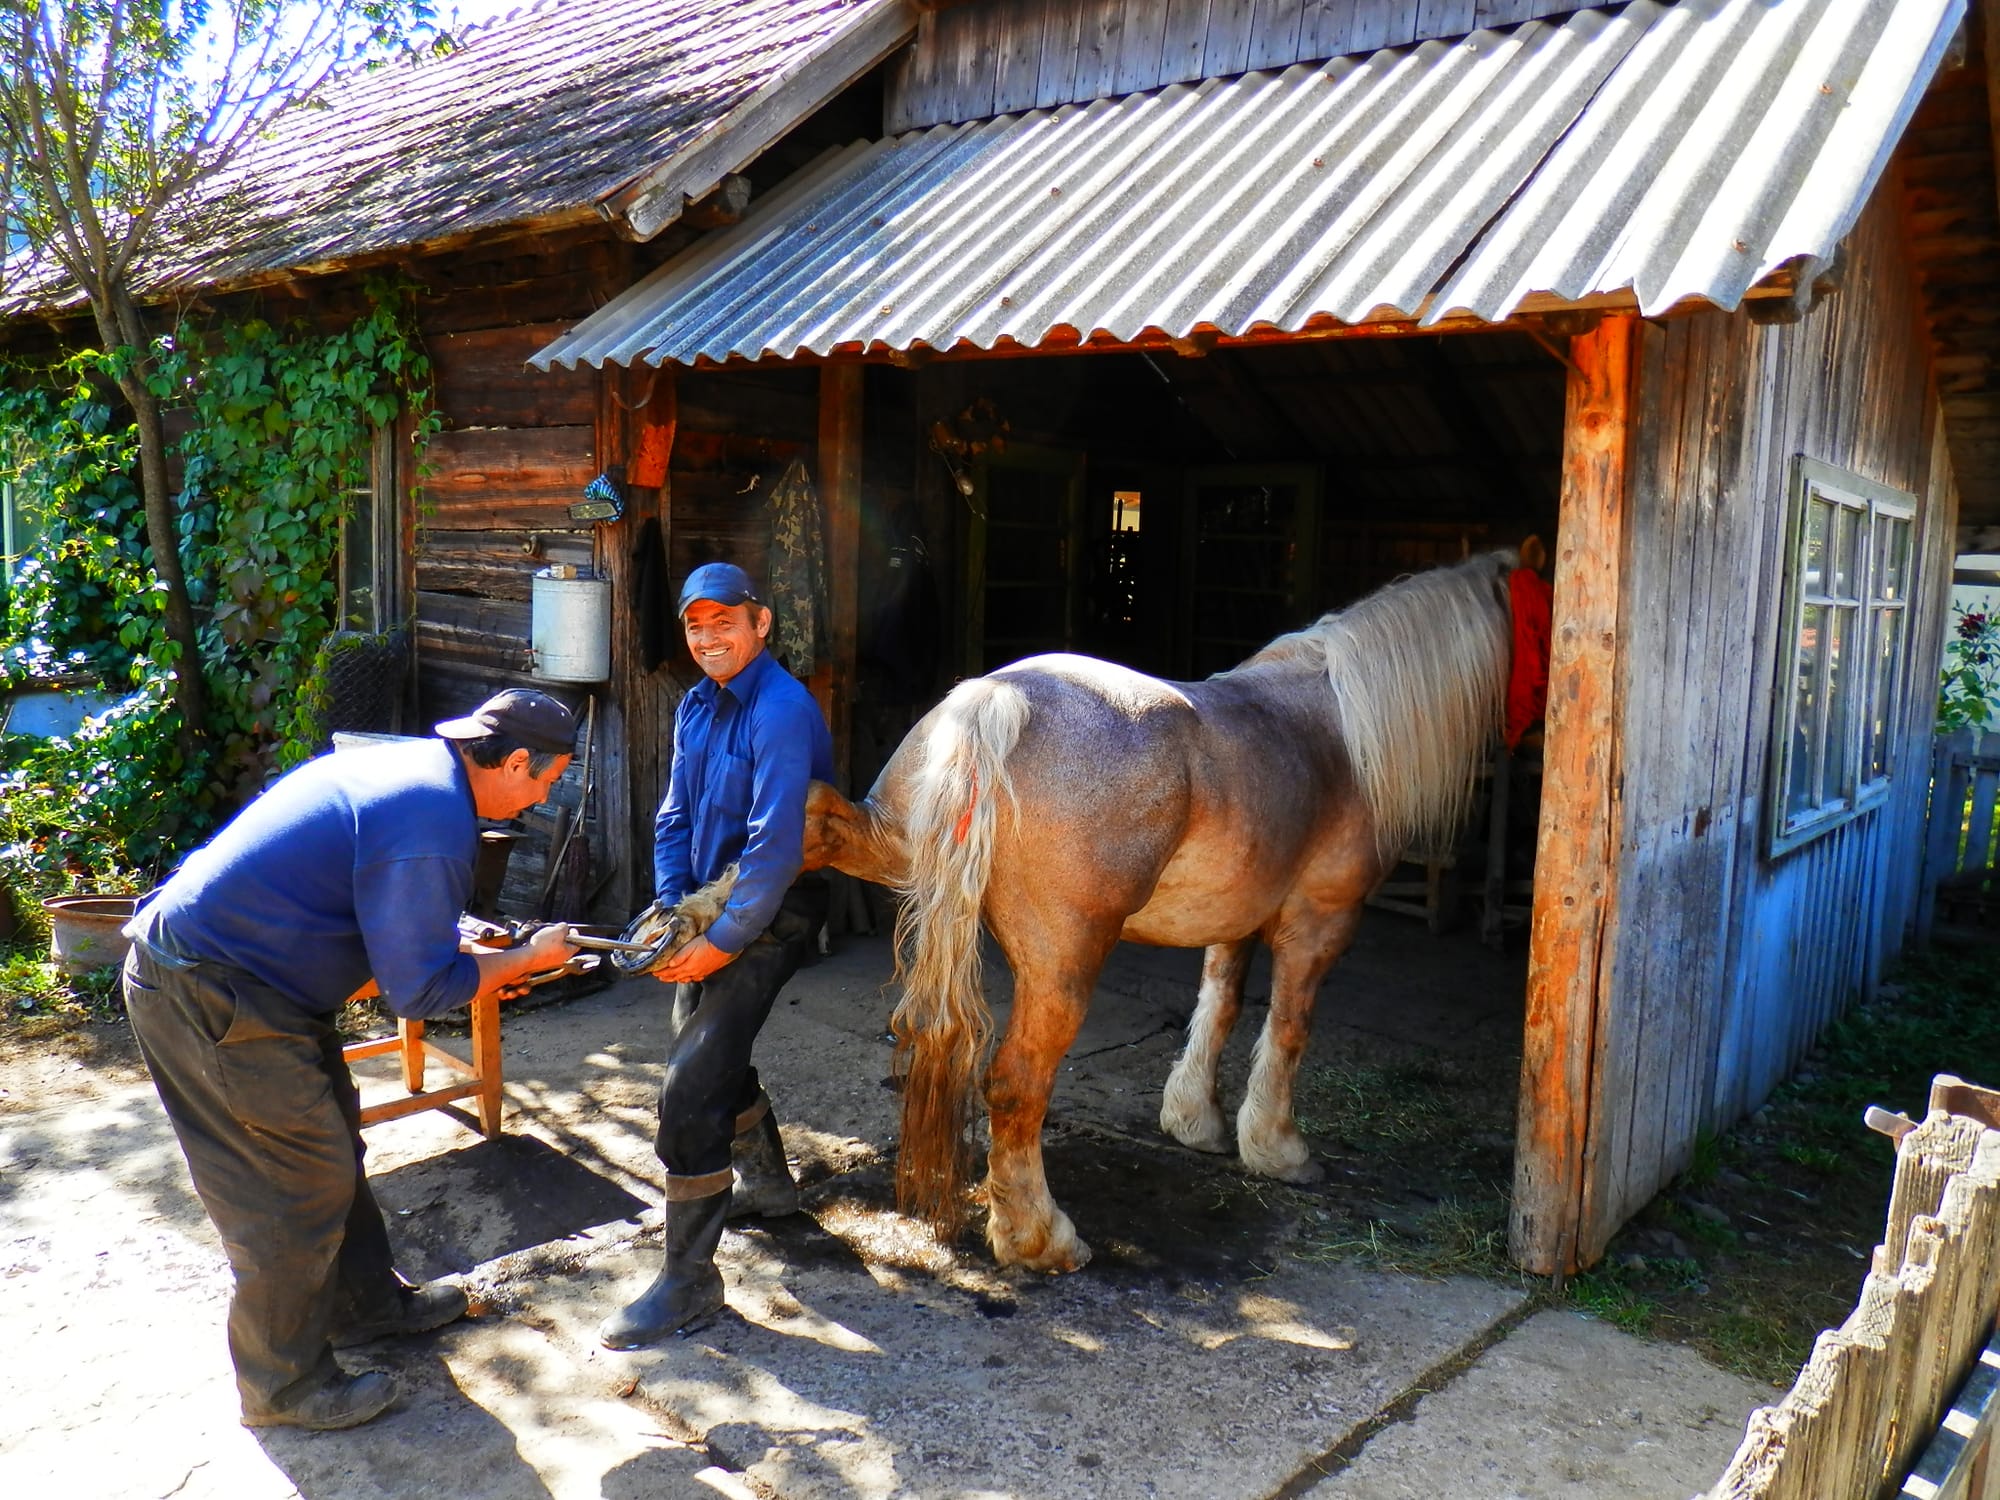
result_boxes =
[1506,567,1553,749]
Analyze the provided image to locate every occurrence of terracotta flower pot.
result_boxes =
[42,894,141,975]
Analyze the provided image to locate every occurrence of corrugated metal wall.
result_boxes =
[1580,180,1956,1250]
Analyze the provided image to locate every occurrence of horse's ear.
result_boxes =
[1518,534,1548,573]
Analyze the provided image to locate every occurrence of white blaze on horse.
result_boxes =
[805,550,1517,1273]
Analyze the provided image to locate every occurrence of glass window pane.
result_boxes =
[1822,605,1854,799]
[1868,605,1904,781]
[1831,504,1859,599]
[1877,516,1911,603]
[341,485,377,631]
[1804,497,1832,596]
[1787,602,1824,817]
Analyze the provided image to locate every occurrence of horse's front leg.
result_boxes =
[1238,905,1363,1184]
[983,967,1098,1273]
[1160,938,1254,1153]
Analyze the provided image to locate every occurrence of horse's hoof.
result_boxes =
[990,1213,1093,1274]
[1160,1108,1232,1155]
[1241,1139,1323,1184]
[1017,1236,1092,1274]
[1269,1157,1324,1186]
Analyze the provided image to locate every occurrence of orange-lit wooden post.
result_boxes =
[1511,313,1635,1276]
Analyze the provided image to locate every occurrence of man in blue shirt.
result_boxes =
[123,690,580,1431]
[600,562,833,1349]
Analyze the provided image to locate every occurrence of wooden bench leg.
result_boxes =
[400,1018,427,1093]
[471,993,503,1138]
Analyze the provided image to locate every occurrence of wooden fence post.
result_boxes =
[1919,728,1976,947]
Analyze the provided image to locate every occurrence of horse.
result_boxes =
[803,550,1517,1273]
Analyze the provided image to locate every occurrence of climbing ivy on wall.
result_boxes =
[0,279,441,899]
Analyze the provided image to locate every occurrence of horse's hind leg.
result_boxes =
[1160,938,1253,1154]
[983,960,1104,1274]
[1239,906,1363,1184]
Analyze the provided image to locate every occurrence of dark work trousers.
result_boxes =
[123,940,403,1414]
[655,879,829,1178]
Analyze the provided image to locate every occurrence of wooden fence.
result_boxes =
[1707,1077,2000,1499]
[1918,731,2000,944]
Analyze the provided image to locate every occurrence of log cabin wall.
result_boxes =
[1575,177,1958,1262]
[404,230,636,916]
[885,0,1600,131]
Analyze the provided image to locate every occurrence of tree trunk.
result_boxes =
[100,287,207,746]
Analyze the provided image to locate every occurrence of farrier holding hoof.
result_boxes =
[122,690,582,1432]
[600,561,833,1350]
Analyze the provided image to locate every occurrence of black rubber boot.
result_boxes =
[598,1188,730,1350]
[728,1104,800,1221]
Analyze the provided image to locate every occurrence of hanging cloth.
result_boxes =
[764,456,829,678]
[1505,565,1554,749]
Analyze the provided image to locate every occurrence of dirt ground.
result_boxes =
[0,910,1776,1500]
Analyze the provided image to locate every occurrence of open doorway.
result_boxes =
[881,330,1569,1256]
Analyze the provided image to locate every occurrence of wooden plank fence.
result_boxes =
[1918,730,2000,944]
[1707,1077,2000,1499]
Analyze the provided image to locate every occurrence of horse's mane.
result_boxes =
[1247,550,1515,859]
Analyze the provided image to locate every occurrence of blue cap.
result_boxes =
[677,561,765,615]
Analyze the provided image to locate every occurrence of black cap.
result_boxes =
[434,689,577,755]
[677,560,765,615]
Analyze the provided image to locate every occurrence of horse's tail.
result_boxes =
[890,675,1031,1235]
[1318,551,1514,861]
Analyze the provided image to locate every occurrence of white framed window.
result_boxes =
[1769,457,1916,856]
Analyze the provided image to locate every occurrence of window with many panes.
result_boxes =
[1769,457,1916,855]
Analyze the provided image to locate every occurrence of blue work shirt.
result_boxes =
[653,647,834,954]
[140,738,481,1020]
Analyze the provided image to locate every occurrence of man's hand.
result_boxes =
[476,922,578,1001]
[653,934,734,985]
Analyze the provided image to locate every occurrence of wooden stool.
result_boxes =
[341,985,504,1138]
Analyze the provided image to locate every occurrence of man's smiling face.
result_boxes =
[682,598,770,686]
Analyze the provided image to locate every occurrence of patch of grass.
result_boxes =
[1565,1268,1661,1337]
[1681,1132,1724,1189]
[0,943,124,1048]
[1777,1142,1845,1174]
[1292,1060,1458,1146]
[1293,1193,1514,1280]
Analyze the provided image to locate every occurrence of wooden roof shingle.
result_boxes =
[3,0,914,315]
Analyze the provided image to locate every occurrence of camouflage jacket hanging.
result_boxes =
[765,456,828,678]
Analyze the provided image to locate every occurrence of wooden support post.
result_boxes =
[818,363,864,790]
[1511,313,1635,1277]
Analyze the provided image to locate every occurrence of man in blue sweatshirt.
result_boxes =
[599,562,833,1349]
[123,689,580,1431]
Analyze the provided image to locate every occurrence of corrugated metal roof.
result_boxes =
[2,0,909,316]
[532,0,1962,370]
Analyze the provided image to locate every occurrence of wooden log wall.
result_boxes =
[405,233,623,917]
[1551,176,1958,1268]
[886,0,1594,131]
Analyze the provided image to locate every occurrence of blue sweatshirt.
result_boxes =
[653,648,834,954]
[142,738,481,1019]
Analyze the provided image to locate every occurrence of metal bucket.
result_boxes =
[42,894,141,974]
[530,570,611,683]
